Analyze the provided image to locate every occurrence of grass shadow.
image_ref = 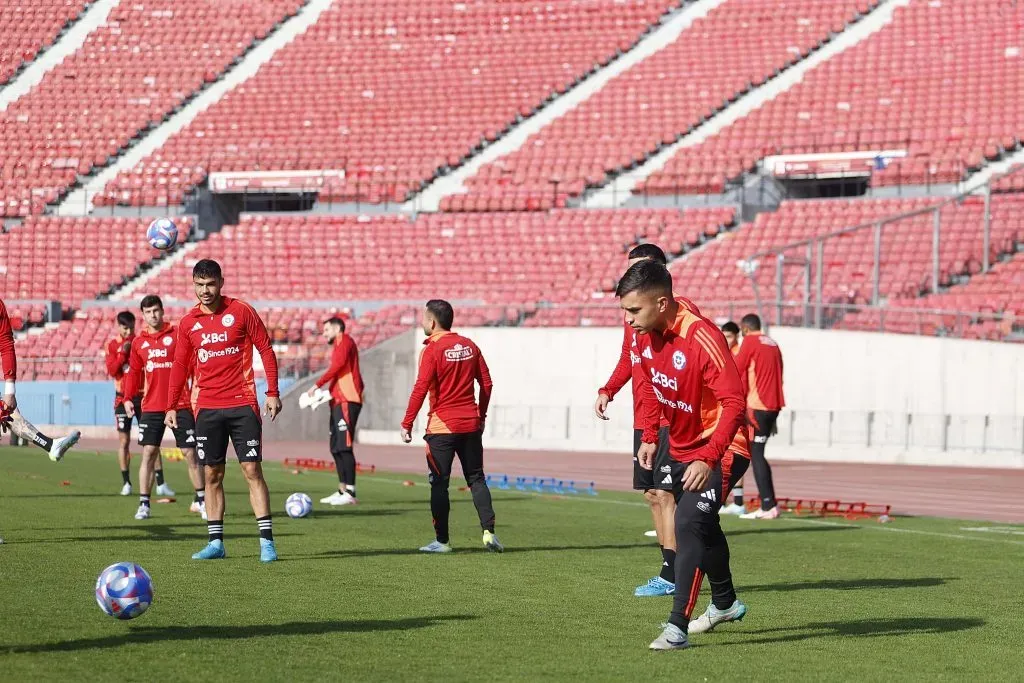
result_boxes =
[0,615,477,655]
[288,541,655,561]
[714,617,984,646]
[742,577,955,593]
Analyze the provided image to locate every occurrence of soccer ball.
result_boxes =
[95,562,153,620]
[285,492,313,518]
[146,217,178,250]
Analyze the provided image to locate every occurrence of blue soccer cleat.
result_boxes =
[259,538,277,563]
[688,599,747,634]
[635,576,676,597]
[192,540,225,560]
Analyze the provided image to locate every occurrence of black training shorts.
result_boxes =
[632,427,683,492]
[195,406,262,466]
[138,409,197,449]
[329,402,362,455]
[114,395,142,434]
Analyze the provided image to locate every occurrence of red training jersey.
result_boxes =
[167,297,279,412]
[315,332,364,404]
[402,331,492,435]
[635,300,746,466]
[598,296,700,430]
[105,334,135,407]
[727,340,751,458]
[123,323,194,413]
[0,299,16,384]
[734,331,785,411]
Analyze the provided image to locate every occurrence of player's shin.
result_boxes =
[430,476,451,544]
[668,498,707,630]
[8,409,54,451]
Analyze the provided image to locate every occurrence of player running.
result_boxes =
[614,260,749,651]
[400,299,501,554]
[106,311,172,497]
[594,243,697,598]
[0,299,80,544]
[306,316,364,507]
[735,314,785,520]
[718,321,747,516]
[123,295,205,521]
[165,259,282,563]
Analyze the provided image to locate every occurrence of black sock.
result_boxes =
[32,433,54,451]
[139,495,151,508]
[732,486,744,507]
[121,470,131,485]
[256,515,273,541]
[195,488,205,503]
[660,547,677,583]
[208,520,224,542]
[155,469,165,486]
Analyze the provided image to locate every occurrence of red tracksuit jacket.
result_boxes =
[105,334,135,407]
[123,323,194,413]
[402,331,492,435]
[315,332,364,405]
[735,331,785,411]
[0,300,15,385]
[635,301,746,466]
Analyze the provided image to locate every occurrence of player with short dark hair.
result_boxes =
[615,260,749,650]
[595,243,698,598]
[307,315,364,506]
[736,313,785,520]
[123,295,204,520]
[400,299,500,553]
[166,259,282,562]
[107,310,171,496]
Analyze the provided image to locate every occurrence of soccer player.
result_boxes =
[719,321,746,516]
[123,295,205,521]
[400,299,501,554]
[1,299,80,544]
[594,243,693,597]
[165,259,282,563]
[306,316,364,506]
[106,311,171,497]
[615,260,748,651]
[735,313,785,520]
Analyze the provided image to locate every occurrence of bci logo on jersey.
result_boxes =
[444,344,473,361]
[650,368,678,391]
[147,348,167,359]
[200,332,228,346]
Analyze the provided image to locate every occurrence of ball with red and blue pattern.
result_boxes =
[95,562,154,620]
[146,217,178,250]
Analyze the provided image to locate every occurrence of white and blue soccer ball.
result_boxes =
[95,562,153,620]
[146,217,178,250]
[285,492,313,518]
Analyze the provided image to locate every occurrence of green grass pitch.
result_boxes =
[1,446,1022,681]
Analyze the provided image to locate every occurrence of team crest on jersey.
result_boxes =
[221,314,235,327]
[672,350,686,370]
[163,335,173,346]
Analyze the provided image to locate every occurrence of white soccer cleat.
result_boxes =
[419,540,453,553]
[189,501,201,513]
[156,483,176,497]
[48,431,80,462]
[688,600,748,634]
[739,506,780,520]
[482,530,504,553]
[134,505,151,520]
[320,491,344,505]
[720,503,746,516]
[332,491,358,506]
[649,623,689,651]
[120,483,133,496]
[643,529,658,537]
[199,502,208,521]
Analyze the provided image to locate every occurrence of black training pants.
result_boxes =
[424,431,495,544]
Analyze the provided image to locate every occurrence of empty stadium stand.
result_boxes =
[0,0,90,86]
[0,0,303,217]
[456,0,876,210]
[96,0,685,208]
[644,0,1024,194]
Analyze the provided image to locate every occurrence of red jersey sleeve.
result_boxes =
[694,325,746,466]
[122,338,145,402]
[105,338,130,379]
[636,364,661,445]
[598,325,632,400]
[166,320,194,410]
[243,303,279,398]
[401,345,436,431]
[315,337,346,389]
[475,345,493,421]
[0,301,15,384]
